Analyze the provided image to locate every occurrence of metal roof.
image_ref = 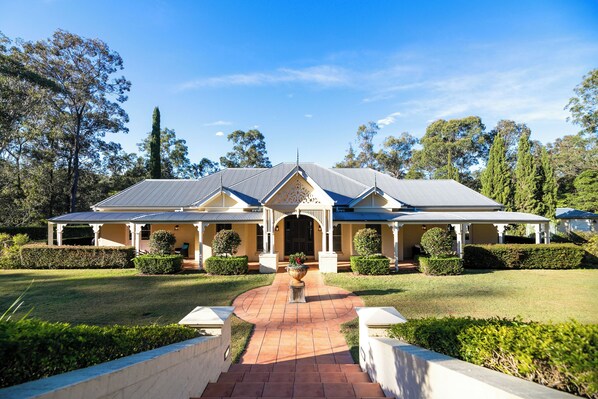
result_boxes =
[49,212,263,224]
[333,211,548,224]
[555,207,598,220]
[93,163,503,210]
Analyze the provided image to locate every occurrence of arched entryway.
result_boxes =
[284,215,315,256]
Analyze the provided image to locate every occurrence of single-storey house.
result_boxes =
[553,207,598,234]
[48,162,549,272]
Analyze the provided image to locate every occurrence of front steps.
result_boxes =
[194,362,387,398]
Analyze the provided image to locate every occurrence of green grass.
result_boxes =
[0,269,274,361]
[325,269,598,362]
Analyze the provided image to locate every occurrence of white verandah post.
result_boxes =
[321,210,327,253]
[544,222,551,244]
[194,222,206,270]
[451,223,464,258]
[494,224,507,244]
[56,224,65,246]
[388,222,403,271]
[533,223,542,244]
[90,224,102,246]
[328,209,334,254]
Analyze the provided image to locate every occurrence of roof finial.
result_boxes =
[374,173,378,190]
[296,148,299,167]
[220,174,223,192]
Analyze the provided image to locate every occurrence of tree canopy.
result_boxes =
[220,129,271,168]
[566,68,598,137]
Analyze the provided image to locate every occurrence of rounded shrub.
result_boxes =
[420,227,454,258]
[204,255,248,275]
[134,254,183,274]
[212,229,241,256]
[353,228,381,257]
[149,230,176,255]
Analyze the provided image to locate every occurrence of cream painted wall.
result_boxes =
[98,224,127,246]
[471,224,498,244]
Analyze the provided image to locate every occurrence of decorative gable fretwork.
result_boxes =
[270,178,322,206]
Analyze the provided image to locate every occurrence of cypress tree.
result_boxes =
[537,147,557,219]
[149,107,161,179]
[514,132,540,213]
[481,133,513,210]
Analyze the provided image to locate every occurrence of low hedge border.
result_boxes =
[463,244,586,269]
[133,254,183,274]
[204,255,248,275]
[350,255,390,275]
[418,256,463,275]
[18,245,135,269]
[388,317,598,398]
[0,226,93,241]
[0,319,201,388]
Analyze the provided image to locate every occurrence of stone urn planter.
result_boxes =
[287,252,308,286]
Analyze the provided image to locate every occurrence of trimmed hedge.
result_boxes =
[389,317,598,398]
[419,256,463,276]
[134,254,183,274]
[204,255,248,275]
[0,226,93,241]
[350,255,390,275]
[463,244,585,269]
[0,319,201,388]
[19,245,135,269]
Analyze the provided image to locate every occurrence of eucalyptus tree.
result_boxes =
[220,129,271,168]
[566,68,597,137]
[376,132,417,178]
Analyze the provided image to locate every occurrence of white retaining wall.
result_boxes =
[357,307,576,399]
[0,311,232,399]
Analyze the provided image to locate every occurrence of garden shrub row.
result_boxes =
[205,255,248,275]
[389,317,598,398]
[463,244,586,269]
[134,254,183,274]
[350,255,390,275]
[0,226,93,241]
[0,319,201,388]
[418,256,463,276]
[18,244,135,269]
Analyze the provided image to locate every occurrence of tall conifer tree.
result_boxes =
[514,132,540,213]
[481,133,513,210]
[537,147,557,219]
[149,107,161,179]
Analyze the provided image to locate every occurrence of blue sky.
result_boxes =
[1,0,597,167]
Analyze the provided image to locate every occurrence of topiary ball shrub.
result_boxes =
[353,228,381,257]
[420,227,454,258]
[212,229,241,256]
[149,230,176,255]
[419,256,463,276]
[204,255,248,275]
[134,254,183,274]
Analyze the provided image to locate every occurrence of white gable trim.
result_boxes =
[349,186,403,209]
[190,187,249,208]
[260,167,335,206]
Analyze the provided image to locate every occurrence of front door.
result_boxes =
[284,215,314,256]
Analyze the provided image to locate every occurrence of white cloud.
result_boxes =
[178,65,351,90]
[377,112,402,127]
[204,120,232,126]
[304,114,313,118]
[215,131,224,136]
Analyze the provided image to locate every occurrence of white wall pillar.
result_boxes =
[47,223,54,246]
[534,224,541,244]
[269,209,275,254]
[56,224,65,246]
[91,224,102,247]
[193,222,206,269]
[321,211,327,253]
[328,209,334,254]
[451,224,464,258]
[389,222,403,271]
[544,222,550,244]
[493,224,507,244]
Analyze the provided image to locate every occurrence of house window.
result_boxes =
[333,224,342,252]
[365,224,382,235]
[140,225,151,240]
[256,225,264,252]
[216,224,232,233]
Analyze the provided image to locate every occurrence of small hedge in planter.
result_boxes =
[463,244,585,269]
[204,255,248,275]
[134,254,183,274]
[350,255,390,275]
[419,256,463,276]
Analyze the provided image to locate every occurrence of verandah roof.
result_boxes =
[49,210,547,225]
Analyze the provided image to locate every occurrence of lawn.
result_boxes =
[325,269,598,362]
[0,269,274,362]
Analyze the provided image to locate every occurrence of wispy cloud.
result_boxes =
[179,65,351,90]
[377,111,402,127]
[204,120,232,126]
[304,114,313,118]
[215,131,224,136]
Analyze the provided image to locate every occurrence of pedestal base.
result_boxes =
[288,281,306,303]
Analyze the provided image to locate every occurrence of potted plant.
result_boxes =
[287,252,308,284]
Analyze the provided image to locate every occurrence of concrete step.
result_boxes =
[193,366,387,398]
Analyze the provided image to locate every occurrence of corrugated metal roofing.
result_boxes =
[555,207,598,219]
[93,162,502,209]
[49,212,149,223]
[333,211,548,223]
[49,212,263,223]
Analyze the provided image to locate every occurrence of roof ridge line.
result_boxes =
[320,165,370,189]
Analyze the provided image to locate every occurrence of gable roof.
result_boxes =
[556,207,598,219]
[93,163,502,210]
